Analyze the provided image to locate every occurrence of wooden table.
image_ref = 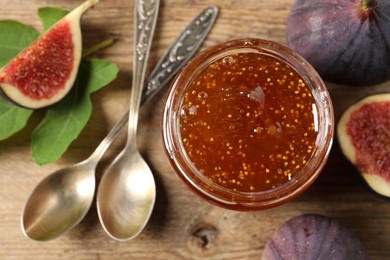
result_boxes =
[0,0,389,259]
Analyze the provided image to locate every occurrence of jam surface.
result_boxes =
[179,51,319,192]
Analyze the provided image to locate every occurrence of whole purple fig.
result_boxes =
[262,214,368,260]
[286,0,390,86]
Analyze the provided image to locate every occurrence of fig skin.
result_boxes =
[337,93,390,198]
[262,214,368,260]
[286,0,390,86]
[0,0,99,109]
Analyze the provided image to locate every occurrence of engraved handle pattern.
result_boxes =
[141,5,219,102]
[127,0,160,143]
[135,0,159,62]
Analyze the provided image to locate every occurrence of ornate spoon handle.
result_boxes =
[126,0,160,144]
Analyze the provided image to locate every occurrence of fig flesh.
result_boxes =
[338,93,390,198]
[262,214,368,260]
[286,0,390,86]
[0,0,99,109]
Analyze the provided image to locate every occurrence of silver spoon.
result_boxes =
[95,0,159,241]
[21,5,219,241]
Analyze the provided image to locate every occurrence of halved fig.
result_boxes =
[286,0,390,86]
[0,0,99,109]
[338,93,390,198]
[262,214,368,260]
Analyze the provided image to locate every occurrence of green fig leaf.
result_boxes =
[38,7,68,31]
[0,97,34,140]
[31,59,119,165]
[0,20,40,67]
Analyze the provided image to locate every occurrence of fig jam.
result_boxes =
[163,39,334,210]
[180,52,318,192]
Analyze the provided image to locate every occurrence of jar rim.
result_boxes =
[162,38,334,210]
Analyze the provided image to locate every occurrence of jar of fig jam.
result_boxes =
[162,38,334,210]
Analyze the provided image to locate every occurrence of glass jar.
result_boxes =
[162,38,334,211]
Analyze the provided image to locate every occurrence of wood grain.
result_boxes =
[0,0,389,259]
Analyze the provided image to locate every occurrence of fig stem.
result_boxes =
[361,0,378,9]
[82,38,115,58]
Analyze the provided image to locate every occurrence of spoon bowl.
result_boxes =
[22,161,95,241]
[97,148,155,240]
